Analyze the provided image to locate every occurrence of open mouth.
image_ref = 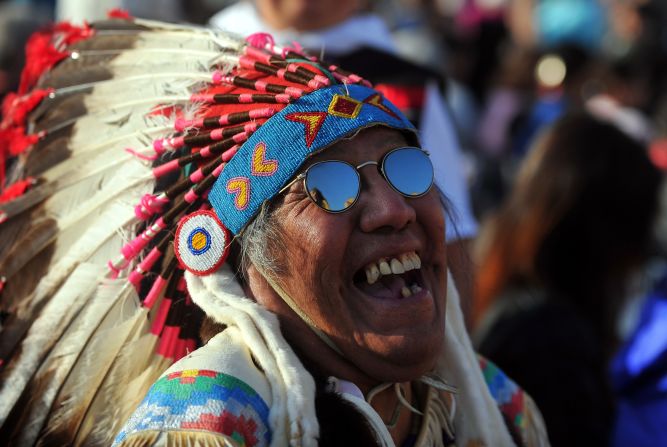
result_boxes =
[353,251,426,300]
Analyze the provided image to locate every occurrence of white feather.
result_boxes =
[0,262,106,425]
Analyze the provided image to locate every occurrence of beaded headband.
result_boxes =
[210,84,414,236]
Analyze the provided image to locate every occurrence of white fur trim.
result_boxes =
[440,270,517,446]
[186,266,319,447]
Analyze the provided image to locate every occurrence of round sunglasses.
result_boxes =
[279,146,434,213]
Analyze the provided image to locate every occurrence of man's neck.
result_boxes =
[368,381,415,445]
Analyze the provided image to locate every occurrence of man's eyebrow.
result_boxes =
[386,137,409,146]
[377,129,411,146]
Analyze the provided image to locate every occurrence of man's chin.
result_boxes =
[353,335,444,383]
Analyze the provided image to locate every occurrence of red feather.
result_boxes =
[107,8,133,19]
[0,126,42,189]
[0,126,42,157]
[1,89,53,127]
[0,178,35,203]
[18,22,93,94]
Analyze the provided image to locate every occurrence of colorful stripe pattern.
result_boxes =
[479,357,527,441]
[113,369,271,447]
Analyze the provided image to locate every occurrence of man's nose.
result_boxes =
[357,168,416,233]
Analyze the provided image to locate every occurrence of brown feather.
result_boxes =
[0,368,56,445]
[0,213,57,365]
[0,212,59,280]
[39,59,119,90]
[31,95,89,135]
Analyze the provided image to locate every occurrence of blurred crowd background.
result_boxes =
[2,0,667,446]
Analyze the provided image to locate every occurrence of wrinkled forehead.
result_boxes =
[208,84,416,235]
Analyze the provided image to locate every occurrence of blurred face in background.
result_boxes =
[256,0,364,31]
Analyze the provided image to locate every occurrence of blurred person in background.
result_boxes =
[472,112,662,446]
[54,0,231,24]
[469,0,667,218]
[607,8,667,431]
[608,60,667,442]
[586,49,657,146]
[611,178,667,447]
[472,42,602,215]
[469,0,607,216]
[586,0,667,145]
[510,44,598,157]
[209,0,480,324]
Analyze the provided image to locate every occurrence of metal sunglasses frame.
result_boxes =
[278,146,434,213]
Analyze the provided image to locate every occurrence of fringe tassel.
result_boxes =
[413,388,456,446]
[116,429,238,447]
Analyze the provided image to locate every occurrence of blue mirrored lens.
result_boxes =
[383,147,433,196]
[305,161,360,212]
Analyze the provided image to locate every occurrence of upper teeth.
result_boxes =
[365,251,421,285]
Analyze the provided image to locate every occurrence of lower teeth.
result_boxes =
[400,284,422,298]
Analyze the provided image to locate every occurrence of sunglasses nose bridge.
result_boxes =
[354,159,385,190]
[355,160,379,170]
[357,161,402,201]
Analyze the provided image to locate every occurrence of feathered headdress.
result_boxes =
[0,15,416,445]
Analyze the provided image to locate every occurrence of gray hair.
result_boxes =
[237,201,284,281]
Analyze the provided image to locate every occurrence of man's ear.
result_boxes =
[244,263,276,307]
[242,264,259,300]
[244,263,295,320]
